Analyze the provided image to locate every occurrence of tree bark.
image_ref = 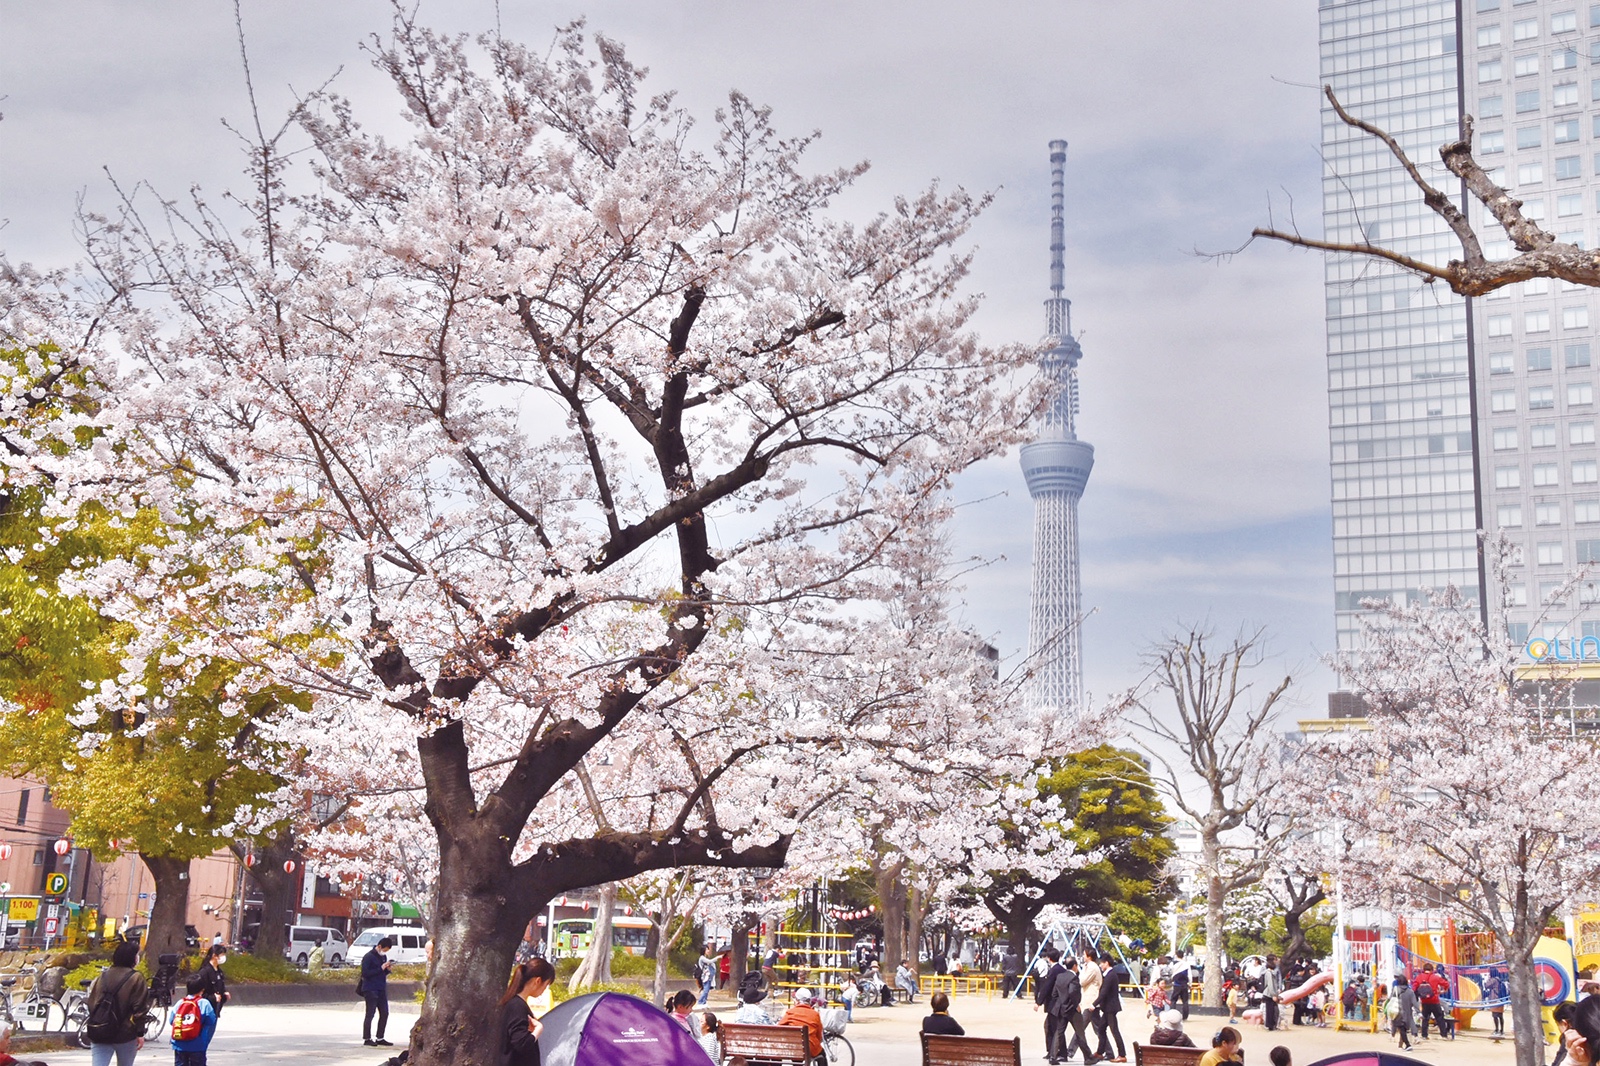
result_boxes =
[235,830,298,961]
[874,860,907,977]
[140,853,192,971]
[569,883,616,992]
[907,884,927,973]
[1279,880,1327,968]
[410,832,534,1066]
[729,917,751,989]
[1202,835,1225,1010]
[1506,950,1546,1066]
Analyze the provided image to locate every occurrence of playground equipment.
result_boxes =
[1009,916,1136,1000]
[1278,970,1335,1004]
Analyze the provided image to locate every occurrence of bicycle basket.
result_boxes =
[821,1008,848,1035]
[34,967,64,1002]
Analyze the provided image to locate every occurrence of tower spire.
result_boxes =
[1020,139,1095,715]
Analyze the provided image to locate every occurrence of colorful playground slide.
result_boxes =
[1277,970,1335,1003]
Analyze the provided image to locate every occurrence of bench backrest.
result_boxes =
[921,1032,1022,1066]
[721,1022,811,1065]
[1132,1042,1207,1066]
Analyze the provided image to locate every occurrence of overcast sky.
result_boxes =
[0,0,1336,723]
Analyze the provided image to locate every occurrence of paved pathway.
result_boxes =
[26,994,1535,1065]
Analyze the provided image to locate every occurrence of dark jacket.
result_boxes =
[195,960,227,1015]
[921,1012,965,1035]
[87,965,149,1045]
[499,996,541,1066]
[1150,1026,1195,1047]
[1035,962,1065,1008]
[361,950,390,997]
[1049,968,1083,1018]
[1096,963,1125,1015]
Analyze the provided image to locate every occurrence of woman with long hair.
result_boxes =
[497,959,556,1066]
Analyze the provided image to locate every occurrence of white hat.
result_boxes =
[794,987,813,1003]
[1159,1009,1183,1029]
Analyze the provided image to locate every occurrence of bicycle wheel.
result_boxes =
[823,1032,854,1066]
[16,995,64,1032]
[145,1003,169,1043]
[67,1006,88,1049]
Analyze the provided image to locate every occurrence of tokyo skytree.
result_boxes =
[1019,140,1094,714]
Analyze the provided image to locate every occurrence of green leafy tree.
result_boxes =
[983,745,1176,954]
[0,344,297,965]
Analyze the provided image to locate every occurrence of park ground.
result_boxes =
[25,992,1538,1066]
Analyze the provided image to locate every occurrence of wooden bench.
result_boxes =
[721,1022,814,1066]
[921,1033,1021,1066]
[1132,1042,1207,1066]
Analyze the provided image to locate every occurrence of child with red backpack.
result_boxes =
[171,976,218,1066]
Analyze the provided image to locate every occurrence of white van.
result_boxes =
[348,926,429,967]
[284,925,349,968]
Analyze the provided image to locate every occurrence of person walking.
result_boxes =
[1079,949,1103,1052]
[1484,969,1507,1040]
[169,975,218,1066]
[1415,962,1452,1040]
[1034,949,1067,1064]
[86,940,149,1066]
[194,946,230,1020]
[1001,948,1023,998]
[695,945,717,1007]
[359,936,394,1046]
[921,991,965,1036]
[1094,953,1128,1063]
[1050,956,1095,1065]
[499,959,554,1066]
[1261,956,1283,1032]
[1170,957,1191,1022]
[1391,975,1416,1051]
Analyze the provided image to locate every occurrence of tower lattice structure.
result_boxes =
[1020,140,1094,714]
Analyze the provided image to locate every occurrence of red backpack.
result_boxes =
[171,995,204,1041]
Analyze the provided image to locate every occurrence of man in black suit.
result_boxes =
[1051,956,1097,1064]
[1093,954,1127,1063]
[1033,948,1066,1063]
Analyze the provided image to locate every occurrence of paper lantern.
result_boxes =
[624,906,632,916]
[53,839,71,856]
[0,844,11,861]
[582,900,590,912]
[283,860,296,874]
[244,853,256,868]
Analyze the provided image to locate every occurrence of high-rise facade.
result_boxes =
[1322,0,1600,651]
[1021,141,1094,712]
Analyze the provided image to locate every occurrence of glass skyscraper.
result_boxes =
[1322,0,1600,652]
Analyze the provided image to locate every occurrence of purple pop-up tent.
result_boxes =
[1306,1054,1434,1066]
[536,992,714,1066]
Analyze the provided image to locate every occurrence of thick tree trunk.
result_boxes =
[874,861,906,976]
[1505,929,1550,1066]
[651,921,673,1008]
[1280,890,1325,968]
[1202,836,1225,1010]
[907,885,927,973]
[729,917,751,988]
[569,884,615,992]
[140,853,192,971]
[410,834,534,1066]
[235,831,297,961]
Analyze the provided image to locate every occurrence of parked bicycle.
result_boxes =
[822,1030,854,1066]
[63,979,91,1048]
[143,954,181,1043]
[0,969,66,1033]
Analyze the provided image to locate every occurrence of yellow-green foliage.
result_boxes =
[0,344,297,863]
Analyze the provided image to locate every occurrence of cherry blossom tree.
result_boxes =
[1,13,1061,1065]
[1129,627,1294,1009]
[1302,585,1600,1066]
[1253,87,1600,296]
